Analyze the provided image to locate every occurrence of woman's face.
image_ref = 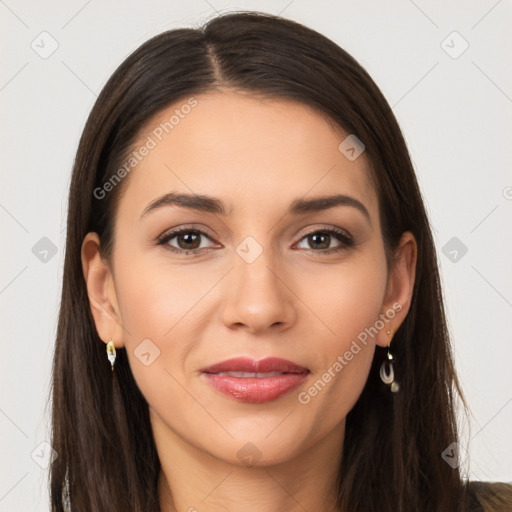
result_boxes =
[83,90,415,467]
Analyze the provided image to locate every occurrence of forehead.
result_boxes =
[117,90,378,222]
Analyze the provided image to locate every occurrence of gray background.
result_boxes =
[1,0,511,510]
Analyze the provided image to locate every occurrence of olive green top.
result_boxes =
[466,481,512,512]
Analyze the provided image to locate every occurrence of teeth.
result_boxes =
[215,371,285,378]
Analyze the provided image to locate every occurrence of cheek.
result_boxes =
[297,253,387,408]
[301,254,387,343]
[113,250,211,338]
[111,246,237,405]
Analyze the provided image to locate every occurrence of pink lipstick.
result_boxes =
[200,357,309,403]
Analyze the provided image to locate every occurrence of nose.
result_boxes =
[221,249,297,334]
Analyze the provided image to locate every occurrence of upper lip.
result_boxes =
[201,357,309,374]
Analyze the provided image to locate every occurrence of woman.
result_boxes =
[49,11,512,512]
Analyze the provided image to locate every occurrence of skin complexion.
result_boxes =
[81,90,417,512]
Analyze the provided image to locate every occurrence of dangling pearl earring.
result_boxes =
[380,329,399,393]
[106,339,116,371]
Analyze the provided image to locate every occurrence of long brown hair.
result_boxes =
[49,10,501,511]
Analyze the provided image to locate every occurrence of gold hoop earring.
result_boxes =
[380,330,399,393]
[106,339,116,371]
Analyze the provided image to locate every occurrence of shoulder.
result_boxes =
[465,481,512,512]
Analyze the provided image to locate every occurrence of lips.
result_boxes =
[201,357,310,403]
[201,357,309,374]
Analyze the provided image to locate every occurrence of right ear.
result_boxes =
[81,232,126,348]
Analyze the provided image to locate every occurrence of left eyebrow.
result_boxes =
[140,192,371,224]
[289,194,371,224]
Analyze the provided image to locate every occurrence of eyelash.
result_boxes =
[156,226,354,256]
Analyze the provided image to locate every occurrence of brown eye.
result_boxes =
[175,231,201,250]
[157,228,216,253]
[306,232,332,250]
[296,228,353,254]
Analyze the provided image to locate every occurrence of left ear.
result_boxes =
[375,231,417,348]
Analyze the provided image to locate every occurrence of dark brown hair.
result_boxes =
[49,10,510,511]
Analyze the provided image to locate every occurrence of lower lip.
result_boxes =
[202,372,309,403]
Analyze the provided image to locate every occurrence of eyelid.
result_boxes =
[298,224,352,240]
[293,225,354,253]
[156,225,218,247]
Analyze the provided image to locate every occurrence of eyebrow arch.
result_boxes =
[140,192,371,223]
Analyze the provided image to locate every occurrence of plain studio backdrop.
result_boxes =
[1,0,511,510]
